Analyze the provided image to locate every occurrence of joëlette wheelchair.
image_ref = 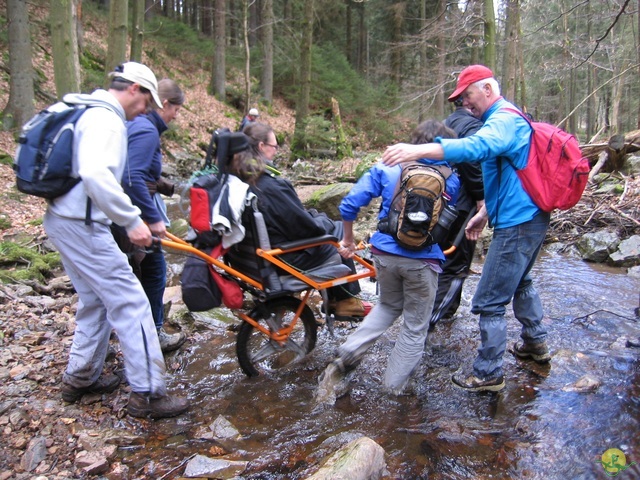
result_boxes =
[160,132,376,377]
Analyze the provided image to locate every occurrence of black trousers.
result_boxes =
[430,202,477,326]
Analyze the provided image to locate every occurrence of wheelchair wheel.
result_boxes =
[236,296,318,377]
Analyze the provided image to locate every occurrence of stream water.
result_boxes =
[125,245,640,479]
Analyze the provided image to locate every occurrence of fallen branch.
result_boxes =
[609,204,640,226]
[588,151,607,181]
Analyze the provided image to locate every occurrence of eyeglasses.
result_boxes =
[264,143,279,150]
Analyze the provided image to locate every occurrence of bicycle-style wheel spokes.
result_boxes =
[236,296,317,377]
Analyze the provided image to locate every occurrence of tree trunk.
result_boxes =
[145,0,157,21]
[260,0,273,103]
[292,0,314,155]
[229,0,238,46]
[76,0,84,53]
[516,6,526,109]
[51,0,81,97]
[345,0,352,65]
[105,0,128,78]
[248,0,258,46]
[201,0,212,36]
[418,0,427,122]
[435,0,446,118]
[357,2,365,74]
[3,0,35,130]
[483,0,496,70]
[211,0,226,99]
[390,2,406,86]
[242,0,251,111]
[585,0,594,139]
[130,0,144,62]
[332,98,352,159]
[501,0,518,103]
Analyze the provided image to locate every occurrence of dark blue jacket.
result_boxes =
[445,108,485,209]
[125,110,168,224]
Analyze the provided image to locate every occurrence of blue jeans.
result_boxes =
[471,211,550,379]
[139,250,167,331]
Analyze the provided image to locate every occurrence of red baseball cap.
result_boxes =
[448,65,494,102]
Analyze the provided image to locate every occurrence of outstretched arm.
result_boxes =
[381,142,444,167]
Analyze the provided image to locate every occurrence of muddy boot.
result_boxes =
[158,328,187,354]
[316,358,349,405]
[127,392,190,419]
[451,373,505,392]
[512,341,551,364]
[61,374,121,403]
[333,298,373,320]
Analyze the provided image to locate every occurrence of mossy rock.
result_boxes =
[0,241,61,283]
[304,183,353,220]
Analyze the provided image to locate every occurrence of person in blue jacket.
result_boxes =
[382,65,551,393]
[318,120,460,397]
[121,78,187,353]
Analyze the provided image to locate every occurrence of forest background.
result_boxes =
[1,0,639,157]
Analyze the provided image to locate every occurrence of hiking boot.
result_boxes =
[512,341,551,364]
[127,392,190,419]
[158,328,187,353]
[333,298,373,318]
[61,374,121,403]
[451,373,505,392]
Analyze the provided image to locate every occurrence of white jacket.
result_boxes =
[47,90,143,232]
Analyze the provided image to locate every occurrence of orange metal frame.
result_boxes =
[161,232,376,345]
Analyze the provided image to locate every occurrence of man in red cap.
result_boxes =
[382,65,551,393]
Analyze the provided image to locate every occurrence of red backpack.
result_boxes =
[503,108,590,212]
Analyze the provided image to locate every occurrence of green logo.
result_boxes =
[596,448,637,477]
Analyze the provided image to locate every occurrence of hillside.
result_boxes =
[0,0,305,241]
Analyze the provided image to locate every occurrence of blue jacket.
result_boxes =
[339,159,460,261]
[125,110,168,224]
[437,97,540,229]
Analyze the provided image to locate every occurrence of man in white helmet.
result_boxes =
[239,107,260,131]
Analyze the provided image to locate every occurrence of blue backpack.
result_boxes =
[14,102,89,200]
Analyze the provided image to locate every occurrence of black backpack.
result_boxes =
[14,102,90,200]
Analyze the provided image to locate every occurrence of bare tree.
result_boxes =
[260,0,274,103]
[2,0,35,130]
